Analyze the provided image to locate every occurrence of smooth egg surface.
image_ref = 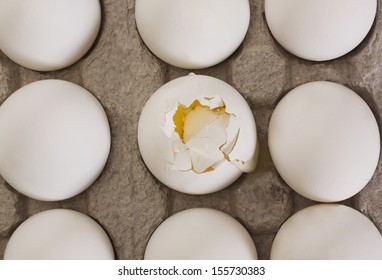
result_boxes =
[265,0,377,61]
[135,0,250,69]
[144,208,258,260]
[0,80,111,201]
[4,209,115,260]
[0,0,101,71]
[270,204,382,260]
[268,81,380,202]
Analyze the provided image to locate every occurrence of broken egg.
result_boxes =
[138,74,258,194]
[165,96,241,174]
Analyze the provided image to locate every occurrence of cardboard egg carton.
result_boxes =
[0,0,381,259]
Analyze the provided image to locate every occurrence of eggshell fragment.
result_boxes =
[4,209,115,260]
[135,0,250,69]
[138,75,258,195]
[0,80,111,201]
[265,0,377,61]
[0,0,101,71]
[271,204,382,260]
[144,208,258,260]
[268,81,380,202]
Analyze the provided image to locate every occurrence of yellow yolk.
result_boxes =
[173,100,228,143]
[172,100,234,173]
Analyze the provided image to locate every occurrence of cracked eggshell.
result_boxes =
[0,0,101,71]
[135,0,250,69]
[138,75,257,195]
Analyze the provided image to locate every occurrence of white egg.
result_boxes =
[265,0,377,61]
[138,74,258,195]
[0,0,101,71]
[135,0,250,69]
[144,208,258,260]
[4,209,115,260]
[268,81,380,202]
[271,204,382,260]
[0,80,110,201]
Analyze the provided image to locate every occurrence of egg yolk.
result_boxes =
[174,100,227,138]
[172,99,236,173]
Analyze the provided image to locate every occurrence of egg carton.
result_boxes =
[1,0,382,259]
